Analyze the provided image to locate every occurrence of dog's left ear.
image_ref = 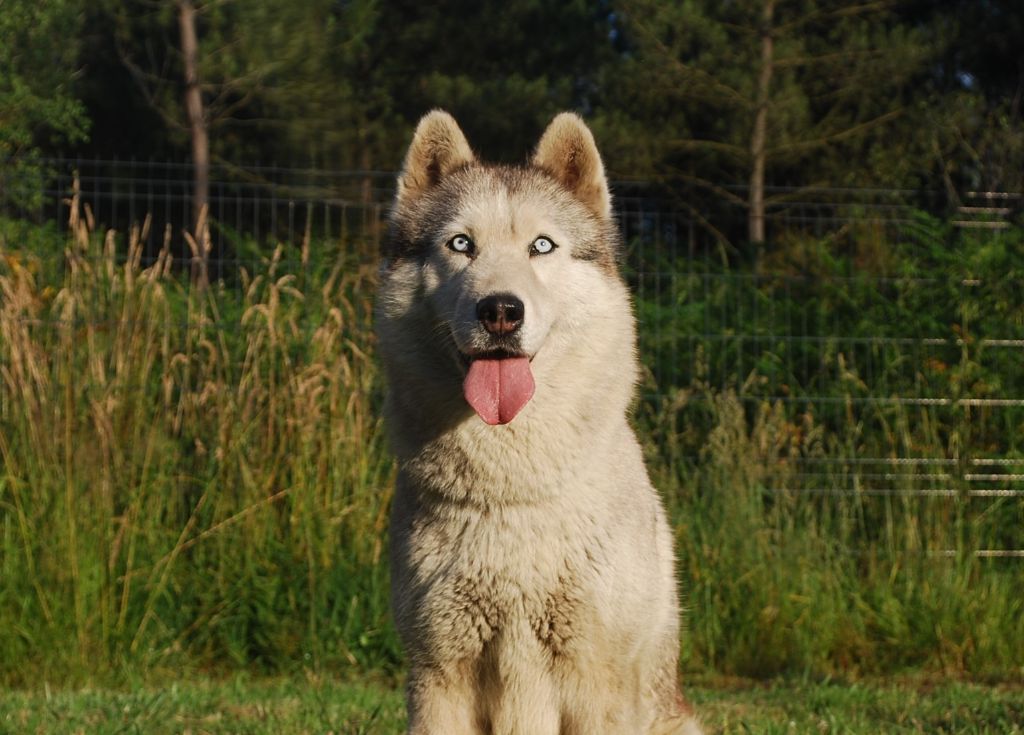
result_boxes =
[532,113,611,219]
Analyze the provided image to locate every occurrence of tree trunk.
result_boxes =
[178,0,209,250]
[749,0,774,255]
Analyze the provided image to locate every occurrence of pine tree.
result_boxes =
[599,0,933,255]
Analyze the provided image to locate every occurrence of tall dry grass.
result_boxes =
[0,192,396,685]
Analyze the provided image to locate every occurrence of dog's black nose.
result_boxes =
[477,293,524,337]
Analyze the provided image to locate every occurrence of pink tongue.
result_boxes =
[463,357,535,425]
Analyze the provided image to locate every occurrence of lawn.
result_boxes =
[2,675,1021,734]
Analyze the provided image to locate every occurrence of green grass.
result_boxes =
[0,675,405,735]
[2,676,1021,734]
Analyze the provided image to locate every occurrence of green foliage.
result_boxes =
[632,215,1024,455]
[596,0,935,215]
[3,0,1023,221]
[90,0,617,170]
[101,0,387,167]
[634,219,1024,678]
[0,0,89,153]
[0,0,90,209]
[361,0,618,164]
[1,0,1017,236]
[654,388,1024,678]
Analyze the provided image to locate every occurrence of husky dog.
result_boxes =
[377,111,703,735]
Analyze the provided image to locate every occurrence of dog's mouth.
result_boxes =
[457,348,528,368]
[459,349,536,426]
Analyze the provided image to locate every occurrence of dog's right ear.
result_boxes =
[397,110,475,203]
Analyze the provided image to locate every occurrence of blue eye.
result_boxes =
[531,236,556,256]
[448,234,474,255]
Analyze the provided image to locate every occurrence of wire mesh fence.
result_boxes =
[1,158,1022,557]
[0,158,391,277]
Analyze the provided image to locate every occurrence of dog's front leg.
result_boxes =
[484,636,561,735]
[405,667,477,735]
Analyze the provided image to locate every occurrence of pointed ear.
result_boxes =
[532,113,611,219]
[397,110,475,203]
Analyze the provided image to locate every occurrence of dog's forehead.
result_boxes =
[446,165,586,238]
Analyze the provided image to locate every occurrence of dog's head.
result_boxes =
[380,111,626,426]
